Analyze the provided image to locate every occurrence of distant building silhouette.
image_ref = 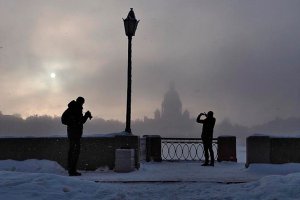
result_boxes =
[154,109,161,120]
[145,84,191,122]
[141,84,194,137]
[161,84,183,120]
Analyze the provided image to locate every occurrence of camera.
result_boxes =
[85,111,93,120]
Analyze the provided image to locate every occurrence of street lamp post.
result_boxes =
[123,8,139,134]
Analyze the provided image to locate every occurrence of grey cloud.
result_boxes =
[1,0,300,126]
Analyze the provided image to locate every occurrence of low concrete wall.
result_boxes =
[246,135,271,167]
[270,137,300,164]
[0,135,140,171]
[246,135,300,167]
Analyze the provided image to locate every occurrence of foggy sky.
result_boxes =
[1,0,300,126]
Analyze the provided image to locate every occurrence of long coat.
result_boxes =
[66,100,88,140]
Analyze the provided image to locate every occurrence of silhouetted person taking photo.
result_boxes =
[196,111,216,166]
[61,96,92,176]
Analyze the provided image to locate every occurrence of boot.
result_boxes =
[69,171,81,176]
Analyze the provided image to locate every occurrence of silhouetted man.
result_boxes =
[196,111,216,166]
[62,96,92,176]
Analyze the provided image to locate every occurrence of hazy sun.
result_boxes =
[50,72,56,79]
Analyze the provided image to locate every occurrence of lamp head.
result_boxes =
[123,8,139,37]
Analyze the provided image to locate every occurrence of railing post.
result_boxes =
[144,135,162,162]
[217,136,237,162]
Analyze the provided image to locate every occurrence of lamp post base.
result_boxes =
[125,128,132,135]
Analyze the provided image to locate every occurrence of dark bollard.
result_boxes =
[145,136,151,162]
[217,136,237,162]
[144,135,162,162]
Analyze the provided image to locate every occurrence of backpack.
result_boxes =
[61,108,70,125]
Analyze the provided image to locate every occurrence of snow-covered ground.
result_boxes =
[237,144,246,163]
[1,159,300,199]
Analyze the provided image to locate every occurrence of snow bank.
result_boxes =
[1,160,300,199]
[0,159,66,175]
[245,163,300,175]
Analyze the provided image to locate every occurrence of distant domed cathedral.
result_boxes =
[152,84,190,122]
[141,84,194,137]
[161,85,182,120]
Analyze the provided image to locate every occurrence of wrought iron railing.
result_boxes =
[161,138,218,161]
